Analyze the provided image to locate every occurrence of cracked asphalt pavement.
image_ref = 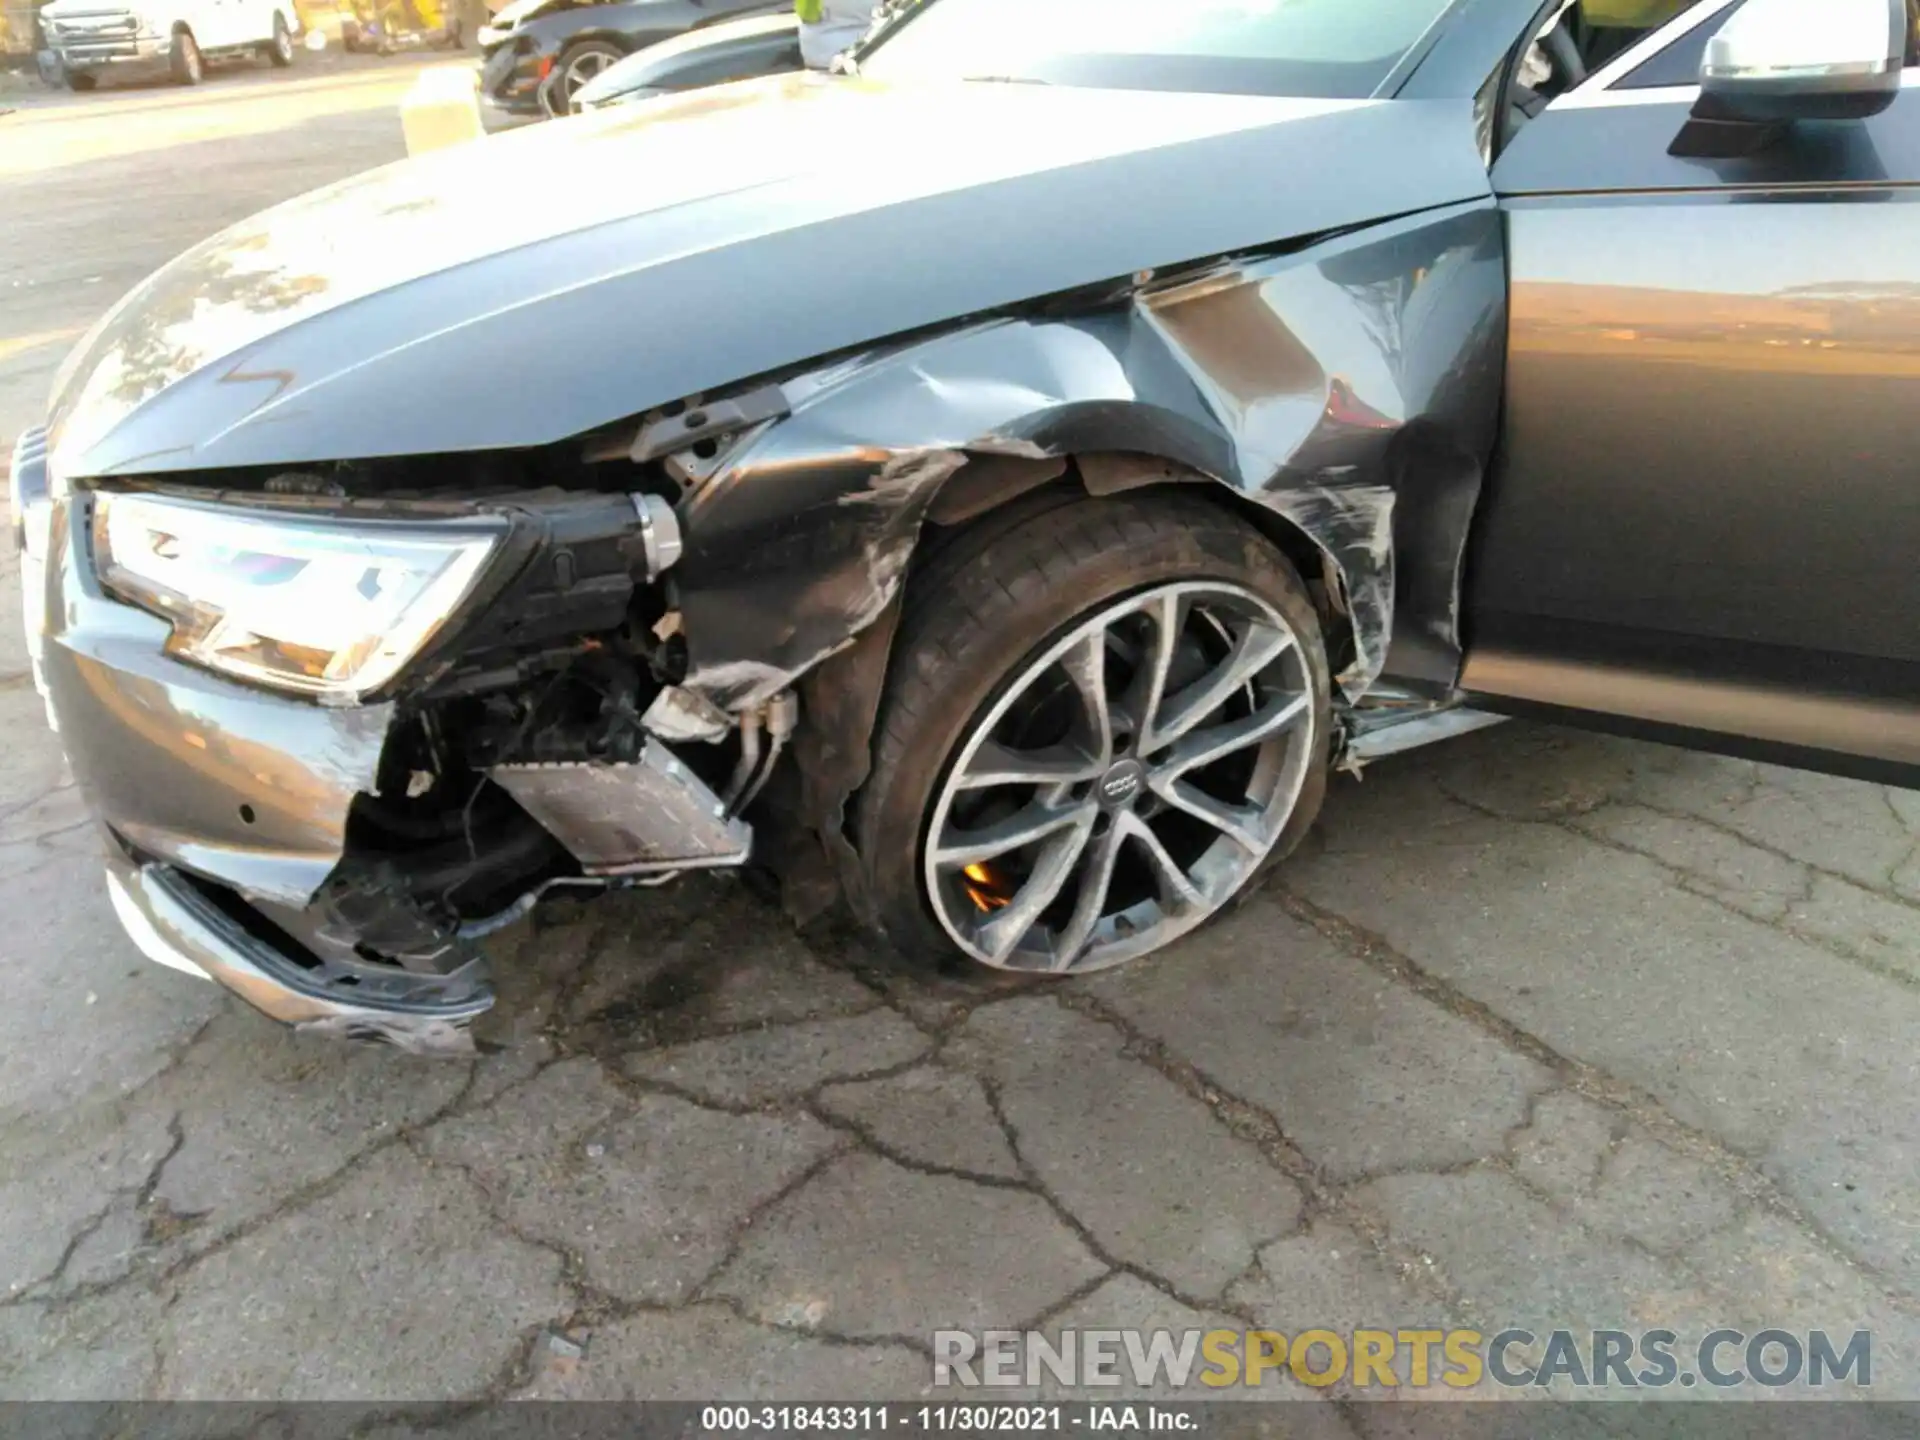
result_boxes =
[4,63,1920,1419]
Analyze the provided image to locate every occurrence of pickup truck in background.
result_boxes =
[40,0,298,87]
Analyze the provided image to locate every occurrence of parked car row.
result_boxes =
[30,0,823,106]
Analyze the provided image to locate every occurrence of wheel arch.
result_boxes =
[554,27,637,54]
[910,453,1362,689]
[662,203,1506,924]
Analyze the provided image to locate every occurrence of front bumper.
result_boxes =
[53,33,171,72]
[478,37,552,115]
[13,434,496,1047]
[105,858,490,1054]
[14,431,740,1050]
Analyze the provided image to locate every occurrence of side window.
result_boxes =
[1574,0,1701,70]
[1512,0,1707,114]
[1615,1,1741,87]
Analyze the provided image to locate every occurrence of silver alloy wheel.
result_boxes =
[179,31,202,81]
[923,581,1316,974]
[549,47,615,113]
[272,16,293,61]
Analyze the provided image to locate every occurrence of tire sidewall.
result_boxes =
[172,28,201,82]
[856,497,1332,971]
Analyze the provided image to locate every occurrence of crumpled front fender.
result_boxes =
[672,199,1507,711]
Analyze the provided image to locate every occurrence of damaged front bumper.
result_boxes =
[13,428,749,1051]
[104,857,490,1055]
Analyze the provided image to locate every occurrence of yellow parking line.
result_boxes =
[0,328,85,366]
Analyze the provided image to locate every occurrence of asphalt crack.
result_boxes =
[1054,988,1471,1318]
[1270,882,1920,1312]
[975,1063,1292,1328]
[10,1054,491,1320]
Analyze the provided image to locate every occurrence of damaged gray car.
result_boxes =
[13,0,1920,1053]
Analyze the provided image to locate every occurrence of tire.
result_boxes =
[169,27,202,84]
[541,38,621,116]
[263,12,294,66]
[855,490,1332,978]
[66,71,97,90]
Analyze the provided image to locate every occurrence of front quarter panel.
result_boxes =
[673,201,1508,709]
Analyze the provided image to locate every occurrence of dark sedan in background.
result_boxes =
[478,0,782,117]
[574,11,800,110]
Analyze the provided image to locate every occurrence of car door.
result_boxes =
[190,0,237,48]
[232,0,271,45]
[1462,0,1920,783]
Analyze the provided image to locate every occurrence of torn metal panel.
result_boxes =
[673,200,1506,710]
[1136,201,1507,694]
[779,593,906,931]
[1341,702,1509,773]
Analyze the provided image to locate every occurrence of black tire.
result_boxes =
[170,27,203,84]
[66,70,97,91]
[263,13,295,66]
[542,38,622,115]
[853,490,1333,976]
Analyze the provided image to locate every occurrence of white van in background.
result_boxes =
[40,0,298,88]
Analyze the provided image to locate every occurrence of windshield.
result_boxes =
[858,0,1459,99]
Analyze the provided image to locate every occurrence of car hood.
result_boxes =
[40,0,130,15]
[484,0,562,29]
[47,74,1491,478]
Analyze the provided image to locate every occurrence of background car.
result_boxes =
[39,0,295,87]
[477,0,781,118]
[573,11,798,111]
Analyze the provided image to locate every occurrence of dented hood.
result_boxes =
[47,74,1490,478]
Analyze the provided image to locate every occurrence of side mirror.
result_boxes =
[1697,0,1908,123]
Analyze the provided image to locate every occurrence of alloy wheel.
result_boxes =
[922,581,1316,973]
[551,48,614,113]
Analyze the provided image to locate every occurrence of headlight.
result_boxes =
[93,493,502,705]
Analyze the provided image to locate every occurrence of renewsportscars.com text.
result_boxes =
[932,1327,1872,1391]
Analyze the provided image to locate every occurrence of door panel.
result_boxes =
[226,0,263,45]
[1470,49,1920,761]
[1481,191,1920,667]
[196,0,236,48]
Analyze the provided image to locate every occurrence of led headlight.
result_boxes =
[93,493,503,705]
